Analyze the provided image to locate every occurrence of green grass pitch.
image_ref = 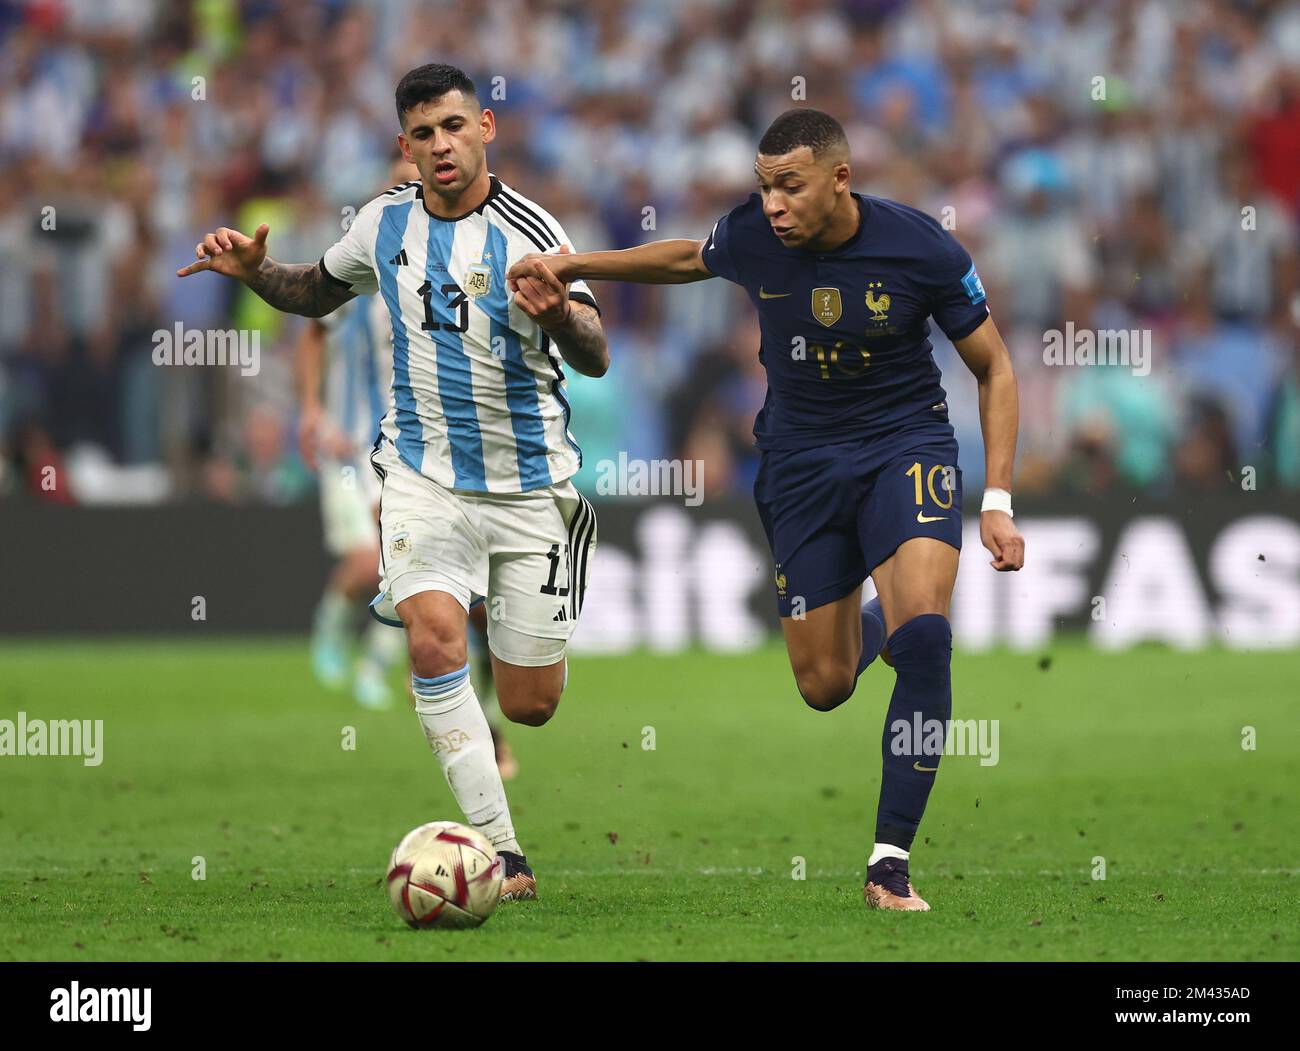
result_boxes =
[1,638,1296,961]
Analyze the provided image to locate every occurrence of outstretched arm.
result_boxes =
[246,259,355,318]
[953,315,1025,572]
[177,224,355,318]
[511,247,609,377]
[508,239,713,287]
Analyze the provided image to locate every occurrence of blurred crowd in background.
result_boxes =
[1,0,1299,505]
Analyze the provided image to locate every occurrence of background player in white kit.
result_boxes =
[296,290,405,710]
[178,64,609,900]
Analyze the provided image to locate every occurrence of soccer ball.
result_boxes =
[386,821,502,929]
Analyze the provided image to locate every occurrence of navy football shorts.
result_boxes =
[753,425,963,617]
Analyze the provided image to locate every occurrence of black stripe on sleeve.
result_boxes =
[318,257,353,290]
[567,289,601,316]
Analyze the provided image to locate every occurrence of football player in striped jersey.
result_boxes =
[296,159,518,777]
[179,64,608,901]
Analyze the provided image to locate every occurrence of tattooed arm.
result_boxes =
[245,259,355,318]
[510,251,610,377]
[542,301,609,378]
[176,223,356,318]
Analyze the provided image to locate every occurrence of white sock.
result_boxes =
[411,665,520,854]
[869,842,910,866]
[359,620,404,672]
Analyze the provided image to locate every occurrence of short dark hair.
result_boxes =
[395,63,478,124]
[758,108,848,160]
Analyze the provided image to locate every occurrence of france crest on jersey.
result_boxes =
[320,174,597,494]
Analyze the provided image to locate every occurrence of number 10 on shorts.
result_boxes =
[906,462,955,513]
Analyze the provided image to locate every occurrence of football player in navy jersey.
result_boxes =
[508,109,1024,912]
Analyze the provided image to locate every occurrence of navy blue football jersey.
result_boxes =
[700,193,989,450]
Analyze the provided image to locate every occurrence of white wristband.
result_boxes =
[981,488,1013,517]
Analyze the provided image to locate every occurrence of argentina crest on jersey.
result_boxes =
[463,262,492,299]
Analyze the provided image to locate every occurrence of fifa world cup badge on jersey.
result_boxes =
[463,263,492,299]
[812,287,842,326]
[865,282,891,321]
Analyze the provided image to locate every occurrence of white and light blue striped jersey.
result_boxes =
[318,295,393,458]
[319,174,598,494]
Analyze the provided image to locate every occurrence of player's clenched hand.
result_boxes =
[981,510,1024,571]
[507,244,577,290]
[505,253,543,287]
[176,223,270,281]
[509,246,575,330]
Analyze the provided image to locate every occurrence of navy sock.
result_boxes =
[855,596,886,680]
[875,613,952,851]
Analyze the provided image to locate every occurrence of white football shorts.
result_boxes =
[367,437,597,666]
[319,454,382,556]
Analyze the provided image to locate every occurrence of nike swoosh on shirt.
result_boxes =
[913,761,939,773]
[916,512,948,523]
[758,288,791,298]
